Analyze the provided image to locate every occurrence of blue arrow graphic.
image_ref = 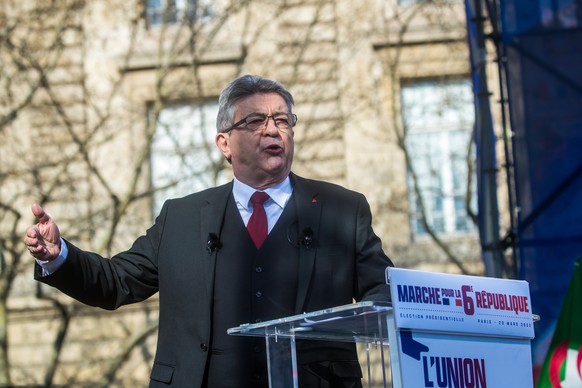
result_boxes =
[400,330,429,360]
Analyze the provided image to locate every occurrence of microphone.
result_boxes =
[287,223,315,249]
[300,228,314,249]
[207,233,222,254]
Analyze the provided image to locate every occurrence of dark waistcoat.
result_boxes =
[205,195,299,388]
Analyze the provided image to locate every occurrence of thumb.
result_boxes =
[31,203,51,224]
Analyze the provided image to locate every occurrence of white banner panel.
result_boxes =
[386,267,534,338]
[398,331,534,388]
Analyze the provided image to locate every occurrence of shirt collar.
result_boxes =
[233,176,293,210]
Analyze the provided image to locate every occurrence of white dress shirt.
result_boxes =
[232,176,293,233]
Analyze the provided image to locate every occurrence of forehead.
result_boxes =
[234,93,288,115]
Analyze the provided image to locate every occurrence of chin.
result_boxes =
[263,167,289,182]
[263,159,286,171]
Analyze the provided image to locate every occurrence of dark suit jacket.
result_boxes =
[36,173,393,387]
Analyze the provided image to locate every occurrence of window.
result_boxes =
[150,101,226,215]
[401,79,477,237]
[146,0,212,26]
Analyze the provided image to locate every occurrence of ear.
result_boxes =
[215,132,232,163]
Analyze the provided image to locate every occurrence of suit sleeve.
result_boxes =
[34,203,168,310]
[354,193,394,303]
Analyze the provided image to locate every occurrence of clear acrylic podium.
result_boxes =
[229,268,539,387]
[227,301,394,388]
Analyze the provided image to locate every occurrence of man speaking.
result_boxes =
[24,74,394,387]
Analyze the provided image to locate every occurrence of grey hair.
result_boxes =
[216,74,295,132]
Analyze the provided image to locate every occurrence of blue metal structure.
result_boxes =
[465,0,582,374]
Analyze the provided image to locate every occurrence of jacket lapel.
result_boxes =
[290,174,322,314]
[199,181,233,299]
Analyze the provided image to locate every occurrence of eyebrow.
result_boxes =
[244,110,290,116]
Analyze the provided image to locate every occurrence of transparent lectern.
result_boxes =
[229,267,540,388]
[227,301,394,388]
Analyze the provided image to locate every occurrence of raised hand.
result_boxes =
[23,204,61,261]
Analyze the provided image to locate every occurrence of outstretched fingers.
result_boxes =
[24,226,47,258]
[31,203,50,224]
[25,204,61,261]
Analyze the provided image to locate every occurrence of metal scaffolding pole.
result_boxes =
[465,0,505,277]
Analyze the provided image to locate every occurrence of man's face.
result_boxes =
[216,93,295,190]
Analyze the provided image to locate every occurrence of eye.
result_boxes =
[245,114,267,129]
[274,115,291,127]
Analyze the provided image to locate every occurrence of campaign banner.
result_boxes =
[398,330,534,388]
[386,267,535,339]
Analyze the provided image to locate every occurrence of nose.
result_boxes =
[263,116,279,135]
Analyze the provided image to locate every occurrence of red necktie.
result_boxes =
[247,191,270,248]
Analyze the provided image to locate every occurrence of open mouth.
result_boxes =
[264,144,283,154]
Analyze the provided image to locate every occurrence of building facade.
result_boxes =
[0,0,506,385]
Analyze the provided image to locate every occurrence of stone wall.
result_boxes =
[1,0,504,385]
